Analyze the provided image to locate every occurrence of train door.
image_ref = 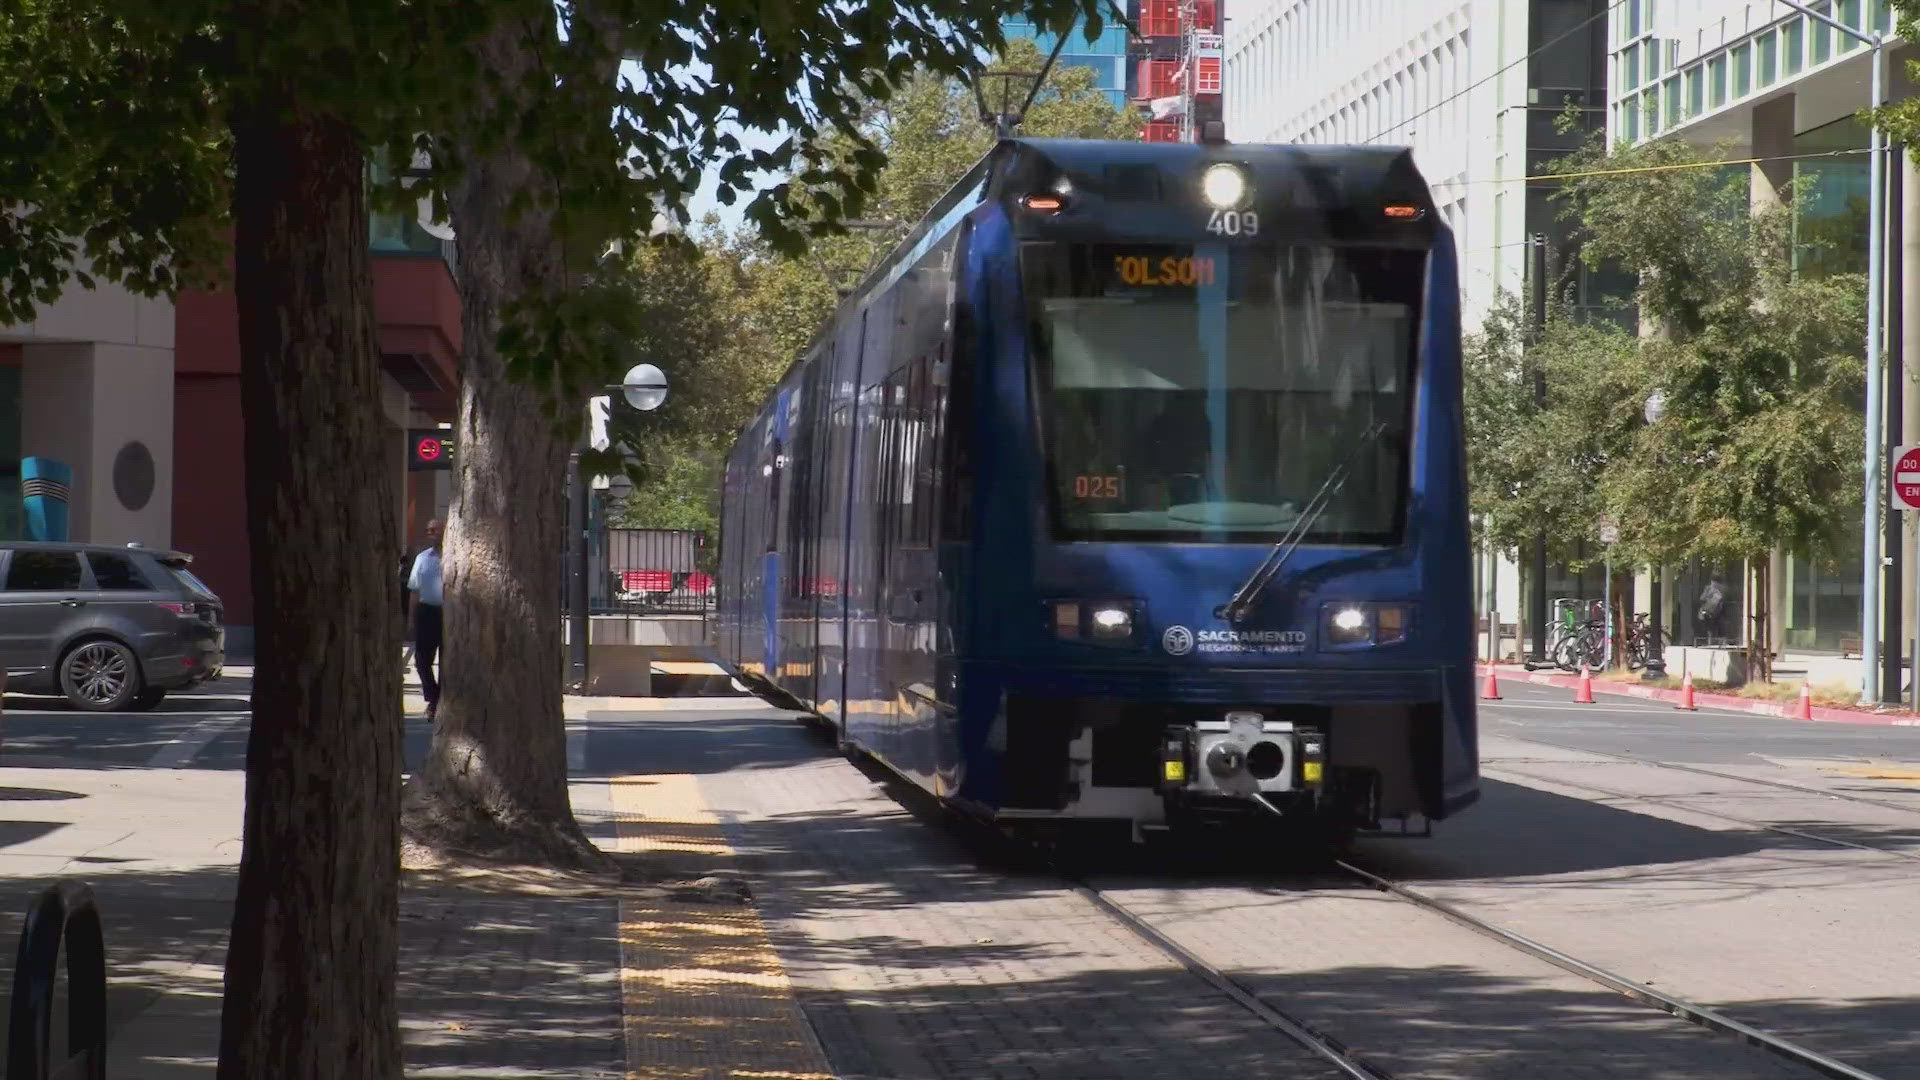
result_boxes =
[761,388,792,679]
[846,293,899,758]
[776,354,832,709]
[881,357,942,786]
[816,313,866,733]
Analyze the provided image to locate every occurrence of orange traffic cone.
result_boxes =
[1797,681,1813,721]
[1480,667,1502,700]
[1574,663,1594,704]
[1677,673,1697,711]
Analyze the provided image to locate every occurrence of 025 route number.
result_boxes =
[1206,209,1260,237]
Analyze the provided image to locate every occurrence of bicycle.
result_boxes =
[1624,612,1665,671]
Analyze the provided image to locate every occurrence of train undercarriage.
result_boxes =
[992,697,1444,846]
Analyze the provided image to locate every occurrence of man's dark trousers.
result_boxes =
[414,601,442,712]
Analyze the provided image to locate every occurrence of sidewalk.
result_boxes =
[1478,662,1920,726]
[0,692,831,1078]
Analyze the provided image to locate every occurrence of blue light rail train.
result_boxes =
[712,135,1478,845]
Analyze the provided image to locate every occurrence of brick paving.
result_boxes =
[399,885,626,1078]
[1099,880,1819,1079]
[1348,730,1920,1078]
[586,706,1851,1079]
[589,709,1351,1080]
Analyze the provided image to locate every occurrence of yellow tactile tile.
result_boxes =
[612,774,835,1080]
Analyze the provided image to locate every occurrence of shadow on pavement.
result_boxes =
[0,860,626,1078]
[585,701,1920,1079]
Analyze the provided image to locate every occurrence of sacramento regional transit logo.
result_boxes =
[1162,625,1195,656]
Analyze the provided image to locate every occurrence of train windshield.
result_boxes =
[1021,241,1423,544]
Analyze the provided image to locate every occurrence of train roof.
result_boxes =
[737,135,1441,448]
[1000,137,1432,202]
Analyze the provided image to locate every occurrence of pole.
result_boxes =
[1861,39,1887,704]
[1486,515,1499,663]
[1646,563,1666,679]
[1603,546,1613,669]
[1887,146,1906,703]
[568,448,589,691]
[1528,232,1549,667]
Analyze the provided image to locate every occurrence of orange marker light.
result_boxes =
[1383,204,1423,219]
[1022,194,1066,212]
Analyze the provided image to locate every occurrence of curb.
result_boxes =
[1475,664,1920,727]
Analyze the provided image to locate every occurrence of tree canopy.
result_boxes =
[1468,135,1867,575]
[609,37,1140,536]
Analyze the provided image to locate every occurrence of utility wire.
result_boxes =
[1362,0,1630,145]
[1464,145,1872,185]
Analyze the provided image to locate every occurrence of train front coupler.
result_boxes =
[1155,712,1326,820]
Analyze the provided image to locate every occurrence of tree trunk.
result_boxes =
[399,22,606,869]
[218,101,402,1078]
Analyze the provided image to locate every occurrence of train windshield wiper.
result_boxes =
[1216,421,1387,626]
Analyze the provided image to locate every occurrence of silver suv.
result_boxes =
[0,542,226,711]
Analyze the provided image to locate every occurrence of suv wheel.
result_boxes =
[60,640,141,712]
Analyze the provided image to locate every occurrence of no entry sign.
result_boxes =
[1895,445,1920,511]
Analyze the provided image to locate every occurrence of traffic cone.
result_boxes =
[1797,681,1813,721]
[1677,673,1697,711]
[1574,663,1594,704]
[1480,666,1502,700]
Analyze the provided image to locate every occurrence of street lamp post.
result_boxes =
[1644,390,1668,680]
[568,363,669,692]
[1773,0,1885,703]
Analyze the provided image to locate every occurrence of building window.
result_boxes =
[1664,76,1681,126]
[1686,66,1703,117]
[1709,55,1727,107]
[1784,19,1805,76]
[1812,7,1832,64]
[1757,30,1777,86]
[1839,0,1862,50]
[1622,99,1638,144]
[1628,0,1642,39]
[1621,42,1639,90]
[1876,0,1893,34]
[1733,43,1752,97]
[1643,89,1659,134]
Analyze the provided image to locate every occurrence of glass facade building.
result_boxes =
[1003,15,1134,106]
[1606,0,1894,657]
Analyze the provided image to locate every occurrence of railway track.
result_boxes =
[1072,880,1397,1080]
[1485,760,1920,863]
[1496,732,1920,819]
[1068,846,1885,1080]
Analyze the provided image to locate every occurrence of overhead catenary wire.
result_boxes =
[1424,146,1871,197]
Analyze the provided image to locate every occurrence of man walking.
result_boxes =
[408,518,444,720]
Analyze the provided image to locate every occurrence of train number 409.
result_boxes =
[1206,209,1260,237]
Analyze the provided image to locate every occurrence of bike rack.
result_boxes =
[6,881,106,1080]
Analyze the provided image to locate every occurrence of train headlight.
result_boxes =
[1327,606,1371,645]
[1090,605,1133,641]
[1201,163,1250,209]
[1048,599,1141,647]
[1322,603,1412,647]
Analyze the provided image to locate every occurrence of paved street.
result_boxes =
[5,674,1920,1076]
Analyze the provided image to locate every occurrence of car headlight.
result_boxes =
[1049,599,1141,647]
[1322,602,1411,647]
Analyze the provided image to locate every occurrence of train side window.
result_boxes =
[940,265,976,543]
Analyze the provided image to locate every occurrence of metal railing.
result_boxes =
[597,529,713,616]
[7,882,106,1080]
